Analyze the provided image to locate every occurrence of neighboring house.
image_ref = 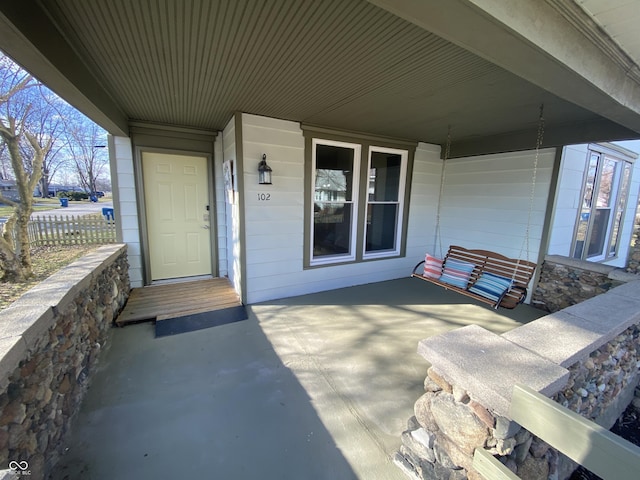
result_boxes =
[0,178,18,203]
[2,1,640,304]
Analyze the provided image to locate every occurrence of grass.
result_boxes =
[0,198,61,217]
[0,244,99,310]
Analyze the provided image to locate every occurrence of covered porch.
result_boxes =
[51,278,544,480]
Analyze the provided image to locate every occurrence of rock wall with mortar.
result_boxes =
[532,256,634,313]
[0,245,129,478]
[396,280,640,480]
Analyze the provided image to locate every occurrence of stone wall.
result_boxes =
[532,255,637,313]
[396,280,640,480]
[0,245,129,478]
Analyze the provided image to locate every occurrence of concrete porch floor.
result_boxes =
[51,278,545,480]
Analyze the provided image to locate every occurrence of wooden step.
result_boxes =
[116,277,241,326]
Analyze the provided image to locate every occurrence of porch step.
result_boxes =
[116,277,241,326]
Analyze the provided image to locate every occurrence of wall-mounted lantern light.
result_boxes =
[258,154,273,185]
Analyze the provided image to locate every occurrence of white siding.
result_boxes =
[405,143,442,259]
[213,133,228,277]
[240,114,441,304]
[222,117,244,298]
[438,149,556,263]
[111,136,143,287]
[548,144,589,256]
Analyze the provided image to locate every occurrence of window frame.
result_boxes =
[310,138,361,266]
[571,144,634,262]
[362,146,408,259]
[303,127,415,269]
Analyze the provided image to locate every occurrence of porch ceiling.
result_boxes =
[1,0,639,157]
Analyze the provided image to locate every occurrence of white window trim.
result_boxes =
[362,146,408,260]
[572,144,635,262]
[310,138,361,266]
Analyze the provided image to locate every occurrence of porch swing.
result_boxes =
[411,106,545,309]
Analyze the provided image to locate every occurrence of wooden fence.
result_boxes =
[27,214,116,246]
[473,384,640,480]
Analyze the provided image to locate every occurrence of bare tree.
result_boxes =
[0,54,52,281]
[64,116,108,195]
[20,86,71,198]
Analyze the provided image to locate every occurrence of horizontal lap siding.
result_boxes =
[113,136,143,287]
[241,114,441,303]
[223,118,242,296]
[214,134,228,277]
[405,144,442,259]
[241,114,305,303]
[548,145,588,257]
[438,149,555,261]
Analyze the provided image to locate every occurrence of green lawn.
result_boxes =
[0,200,61,217]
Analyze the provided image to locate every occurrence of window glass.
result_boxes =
[312,142,358,262]
[574,154,599,259]
[366,204,398,252]
[368,152,401,202]
[609,163,632,255]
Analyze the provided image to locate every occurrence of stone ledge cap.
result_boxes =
[502,311,614,367]
[418,325,569,418]
[608,270,638,282]
[544,255,615,275]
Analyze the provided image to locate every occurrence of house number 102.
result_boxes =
[257,193,271,201]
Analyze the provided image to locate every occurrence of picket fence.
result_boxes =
[27,214,116,246]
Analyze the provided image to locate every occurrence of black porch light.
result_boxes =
[258,154,273,185]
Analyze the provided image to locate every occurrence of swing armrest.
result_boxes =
[510,285,528,305]
[412,260,426,275]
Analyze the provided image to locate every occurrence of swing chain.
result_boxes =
[512,104,545,287]
[435,127,452,258]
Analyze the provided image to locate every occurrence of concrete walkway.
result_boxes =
[51,278,545,480]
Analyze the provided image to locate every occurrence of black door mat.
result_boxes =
[155,305,248,337]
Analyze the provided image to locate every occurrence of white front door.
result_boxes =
[142,152,212,281]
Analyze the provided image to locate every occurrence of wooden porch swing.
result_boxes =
[411,107,545,309]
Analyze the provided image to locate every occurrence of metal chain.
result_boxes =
[516,104,545,281]
[435,126,451,258]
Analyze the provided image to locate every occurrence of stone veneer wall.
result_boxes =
[396,280,640,480]
[0,245,129,478]
[532,255,637,313]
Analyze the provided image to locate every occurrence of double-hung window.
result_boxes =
[312,139,360,264]
[308,135,411,267]
[364,147,407,258]
[572,146,633,262]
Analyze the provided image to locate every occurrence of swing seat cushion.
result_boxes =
[423,254,443,279]
[468,272,513,303]
[439,259,475,289]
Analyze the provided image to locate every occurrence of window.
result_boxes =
[309,137,411,266]
[312,140,360,263]
[364,147,407,258]
[572,147,633,262]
